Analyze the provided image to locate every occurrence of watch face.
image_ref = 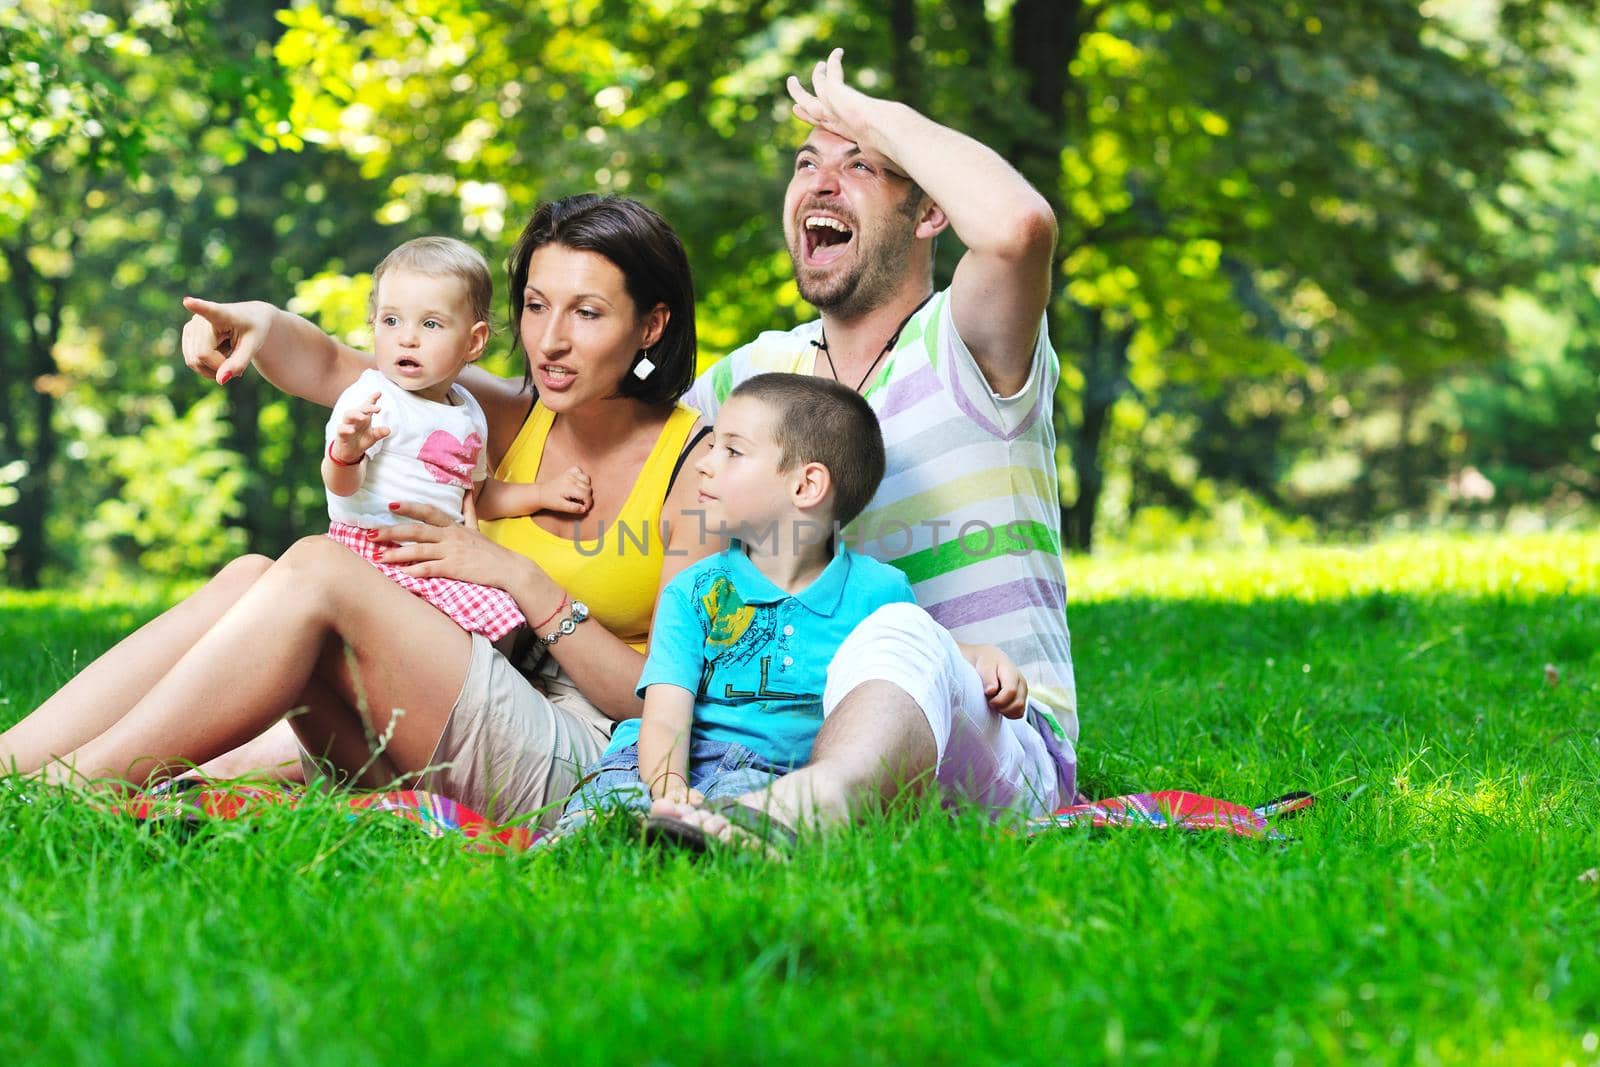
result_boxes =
[542,601,589,645]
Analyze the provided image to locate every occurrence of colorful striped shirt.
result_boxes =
[686,289,1077,746]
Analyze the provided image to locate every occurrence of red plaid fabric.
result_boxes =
[328,522,526,640]
[120,784,543,853]
[1026,790,1297,841]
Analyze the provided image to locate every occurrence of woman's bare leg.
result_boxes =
[187,634,407,788]
[1,554,275,774]
[188,721,306,783]
[278,633,405,789]
[47,536,470,790]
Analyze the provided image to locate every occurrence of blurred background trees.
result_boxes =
[3,0,1597,586]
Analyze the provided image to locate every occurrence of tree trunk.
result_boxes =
[1012,0,1116,550]
[1062,307,1134,552]
[1396,378,1420,512]
[886,0,920,109]
[217,146,306,556]
[3,243,63,589]
[1009,0,1079,196]
[0,289,15,462]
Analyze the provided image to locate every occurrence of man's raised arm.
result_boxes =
[789,49,1057,395]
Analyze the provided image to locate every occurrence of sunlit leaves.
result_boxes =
[85,393,248,575]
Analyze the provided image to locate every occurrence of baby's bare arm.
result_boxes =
[322,392,388,497]
[475,466,592,521]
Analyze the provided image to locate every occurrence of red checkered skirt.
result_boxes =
[328,522,526,641]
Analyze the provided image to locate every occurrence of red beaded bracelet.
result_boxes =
[530,593,569,632]
[326,440,364,467]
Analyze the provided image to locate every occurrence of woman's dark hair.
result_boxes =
[506,194,697,406]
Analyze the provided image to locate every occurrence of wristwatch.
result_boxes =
[541,600,590,646]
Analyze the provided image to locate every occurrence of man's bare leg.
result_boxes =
[649,680,937,842]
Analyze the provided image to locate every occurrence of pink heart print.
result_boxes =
[418,430,482,487]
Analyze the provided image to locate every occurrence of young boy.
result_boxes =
[323,236,591,640]
[557,372,1027,828]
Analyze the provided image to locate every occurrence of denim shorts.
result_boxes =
[560,737,788,821]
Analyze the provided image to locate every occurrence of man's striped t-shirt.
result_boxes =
[685,289,1077,749]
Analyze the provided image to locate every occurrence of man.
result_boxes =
[651,50,1076,846]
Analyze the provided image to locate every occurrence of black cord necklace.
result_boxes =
[811,292,934,393]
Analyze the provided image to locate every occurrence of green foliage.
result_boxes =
[0,0,297,585]
[1445,18,1600,511]
[0,2,413,584]
[84,393,249,577]
[1042,0,1576,545]
[268,0,819,352]
[3,1,1598,582]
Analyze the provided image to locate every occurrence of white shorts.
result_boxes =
[821,603,1067,817]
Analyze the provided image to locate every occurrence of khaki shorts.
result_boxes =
[302,634,612,828]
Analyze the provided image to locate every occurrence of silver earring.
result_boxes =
[633,348,656,380]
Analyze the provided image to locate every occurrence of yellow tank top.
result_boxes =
[480,402,701,652]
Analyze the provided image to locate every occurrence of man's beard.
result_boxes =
[790,225,916,320]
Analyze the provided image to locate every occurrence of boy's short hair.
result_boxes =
[369,236,494,327]
[729,373,885,527]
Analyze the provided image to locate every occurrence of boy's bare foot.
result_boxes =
[646,796,797,858]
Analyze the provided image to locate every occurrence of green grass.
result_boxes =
[2,532,1598,1065]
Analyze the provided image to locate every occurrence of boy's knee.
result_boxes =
[842,602,943,656]
[832,604,962,698]
[861,601,936,632]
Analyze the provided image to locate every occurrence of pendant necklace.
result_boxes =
[810,292,934,393]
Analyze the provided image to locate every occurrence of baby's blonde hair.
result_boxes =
[369,236,493,326]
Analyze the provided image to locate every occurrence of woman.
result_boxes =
[2,194,714,826]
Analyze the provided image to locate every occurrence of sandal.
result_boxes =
[644,797,798,859]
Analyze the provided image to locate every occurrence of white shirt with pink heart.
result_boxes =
[325,368,488,528]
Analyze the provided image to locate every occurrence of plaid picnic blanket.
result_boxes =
[1027,790,1316,841]
[120,784,1314,850]
[121,784,542,852]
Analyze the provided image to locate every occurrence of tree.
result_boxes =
[270,0,1572,551]
[0,0,292,585]
[1447,16,1600,513]
[1014,0,1565,547]
[8,0,1585,585]
[0,2,403,584]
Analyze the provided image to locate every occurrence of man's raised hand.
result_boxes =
[786,48,885,155]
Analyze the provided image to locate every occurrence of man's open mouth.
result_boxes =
[803,214,854,266]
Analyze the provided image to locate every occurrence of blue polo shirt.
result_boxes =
[607,543,916,770]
